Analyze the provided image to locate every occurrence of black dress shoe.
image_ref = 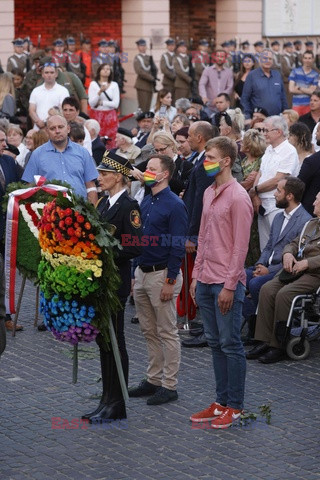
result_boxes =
[89,401,127,423]
[81,403,105,420]
[242,337,260,347]
[258,348,286,364]
[246,342,270,359]
[128,379,161,397]
[131,316,139,324]
[182,333,208,348]
[147,387,178,405]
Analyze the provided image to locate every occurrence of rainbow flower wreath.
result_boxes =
[37,192,120,347]
[4,179,72,314]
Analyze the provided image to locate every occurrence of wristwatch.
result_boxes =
[165,278,176,285]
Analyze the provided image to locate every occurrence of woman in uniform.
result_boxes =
[82,151,142,423]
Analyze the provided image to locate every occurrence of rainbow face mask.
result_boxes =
[203,160,221,178]
[144,170,160,187]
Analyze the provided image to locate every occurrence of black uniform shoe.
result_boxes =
[147,387,178,405]
[128,379,161,397]
[258,348,286,364]
[246,342,270,359]
[182,333,208,348]
[81,403,105,420]
[89,400,126,423]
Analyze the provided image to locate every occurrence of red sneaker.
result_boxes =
[190,402,227,423]
[210,407,243,429]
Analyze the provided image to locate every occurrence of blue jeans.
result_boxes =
[243,267,277,320]
[196,281,246,410]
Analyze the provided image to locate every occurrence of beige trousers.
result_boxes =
[136,89,153,112]
[133,267,182,390]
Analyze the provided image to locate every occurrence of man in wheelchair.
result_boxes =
[247,191,320,363]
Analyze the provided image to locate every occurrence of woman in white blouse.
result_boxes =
[88,64,120,148]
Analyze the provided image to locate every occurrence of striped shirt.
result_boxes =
[289,67,319,106]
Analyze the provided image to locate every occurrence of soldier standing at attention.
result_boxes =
[271,40,282,72]
[173,40,192,101]
[52,38,68,69]
[293,40,303,67]
[193,39,210,92]
[281,41,295,108]
[7,38,27,74]
[65,37,84,83]
[133,39,155,112]
[92,39,110,78]
[160,39,176,100]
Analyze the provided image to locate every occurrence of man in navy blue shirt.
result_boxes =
[130,154,188,405]
[241,49,288,122]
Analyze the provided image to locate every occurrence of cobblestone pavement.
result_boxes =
[1,276,320,480]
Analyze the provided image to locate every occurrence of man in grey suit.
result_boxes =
[244,176,311,339]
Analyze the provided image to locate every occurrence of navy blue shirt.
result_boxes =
[241,68,288,119]
[139,187,188,279]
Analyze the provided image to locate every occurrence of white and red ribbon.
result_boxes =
[5,177,69,313]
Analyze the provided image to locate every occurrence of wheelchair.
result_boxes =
[275,286,320,360]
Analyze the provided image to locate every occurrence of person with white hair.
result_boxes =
[249,115,300,250]
[114,128,141,163]
[84,118,105,166]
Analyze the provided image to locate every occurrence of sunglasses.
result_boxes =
[42,62,56,68]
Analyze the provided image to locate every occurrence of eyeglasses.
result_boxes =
[154,146,168,153]
[255,128,266,133]
[263,128,279,134]
[42,62,56,68]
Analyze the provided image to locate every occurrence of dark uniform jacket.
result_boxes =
[0,155,22,243]
[97,191,142,299]
[92,136,106,166]
[298,151,320,216]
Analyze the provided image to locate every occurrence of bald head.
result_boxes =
[47,114,68,128]
[188,121,217,152]
[46,114,70,149]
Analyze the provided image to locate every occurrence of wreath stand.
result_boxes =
[11,276,40,337]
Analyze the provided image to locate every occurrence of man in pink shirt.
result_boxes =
[189,136,253,429]
[199,50,234,114]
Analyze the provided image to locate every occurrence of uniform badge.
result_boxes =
[130,210,141,228]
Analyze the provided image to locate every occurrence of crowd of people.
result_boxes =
[1,34,320,430]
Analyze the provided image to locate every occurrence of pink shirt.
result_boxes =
[192,178,253,290]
